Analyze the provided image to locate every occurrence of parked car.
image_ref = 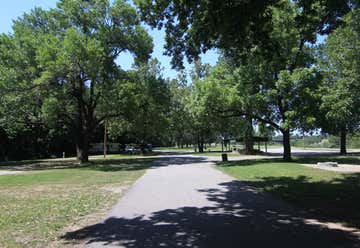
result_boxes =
[125,145,140,154]
[124,144,152,154]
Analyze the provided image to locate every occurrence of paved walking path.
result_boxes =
[63,155,359,248]
[0,170,23,176]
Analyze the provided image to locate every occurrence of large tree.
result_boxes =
[108,59,171,147]
[191,57,259,154]
[135,0,354,160]
[0,0,153,163]
[318,7,360,155]
[187,60,218,152]
[168,76,193,148]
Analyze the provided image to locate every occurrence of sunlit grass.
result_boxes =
[218,158,360,228]
[0,158,151,247]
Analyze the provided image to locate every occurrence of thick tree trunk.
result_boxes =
[75,90,93,163]
[198,143,204,153]
[282,129,291,161]
[76,130,89,164]
[340,128,347,155]
[0,129,7,161]
[197,134,204,153]
[73,77,97,164]
[244,115,254,154]
[140,145,146,155]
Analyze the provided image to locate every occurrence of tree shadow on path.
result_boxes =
[61,180,360,248]
[150,155,209,167]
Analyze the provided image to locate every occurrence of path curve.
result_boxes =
[63,155,359,248]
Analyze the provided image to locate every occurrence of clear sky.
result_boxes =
[0,0,219,80]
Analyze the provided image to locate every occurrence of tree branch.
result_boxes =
[97,112,126,124]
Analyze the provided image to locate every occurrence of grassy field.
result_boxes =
[217,155,360,229]
[0,156,152,247]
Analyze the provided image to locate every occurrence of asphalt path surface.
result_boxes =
[62,154,360,248]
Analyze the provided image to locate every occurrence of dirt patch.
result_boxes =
[303,163,360,173]
[55,208,110,248]
[0,184,84,199]
[0,157,88,171]
[101,184,131,194]
[51,183,133,247]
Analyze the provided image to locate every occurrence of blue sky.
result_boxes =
[0,0,219,80]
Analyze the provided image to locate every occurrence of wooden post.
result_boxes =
[104,121,107,159]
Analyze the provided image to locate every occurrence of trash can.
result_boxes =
[221,153,228,162]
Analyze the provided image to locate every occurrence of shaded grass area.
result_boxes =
[217,156,360,229]
[0,157,152,247]
[0,153,155,171]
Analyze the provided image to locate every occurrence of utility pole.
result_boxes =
[104,121,107,159]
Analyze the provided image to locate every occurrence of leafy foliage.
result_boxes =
[108,59,170,145]
[319,8,360,134]
[0,0,153,162]
[135,0,352,69]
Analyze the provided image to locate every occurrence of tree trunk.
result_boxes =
[282,129,291,161]
[76,130,89,164]
[140,145,146,155]
[244,115,254,154]
[75,90,92,163]
[197,134,204,153]
[103,122,107,159]
[198,142,204,153]
[340,127,347,155]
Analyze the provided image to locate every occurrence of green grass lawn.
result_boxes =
[0,157,152,247]
[217,157,360,229]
